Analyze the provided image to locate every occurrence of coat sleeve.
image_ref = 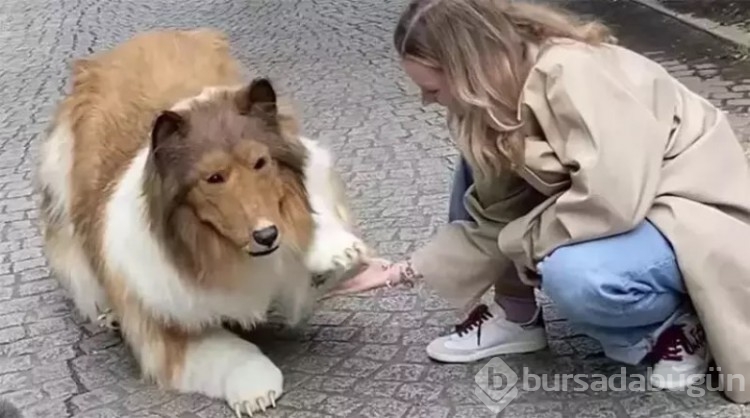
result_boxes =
[410,170,545,308]
[507,48,673,266]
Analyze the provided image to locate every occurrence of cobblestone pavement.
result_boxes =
[2,0,750,417]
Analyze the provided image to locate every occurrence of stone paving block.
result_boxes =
[2,0,750,416]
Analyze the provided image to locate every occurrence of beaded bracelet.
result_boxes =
[384,259,422,288]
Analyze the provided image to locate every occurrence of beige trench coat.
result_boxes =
[411,38,750,403]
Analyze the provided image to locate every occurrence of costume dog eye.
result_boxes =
[206,173,225,184]
[254,157,267,170]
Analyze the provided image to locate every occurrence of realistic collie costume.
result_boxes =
[35,29,369,416]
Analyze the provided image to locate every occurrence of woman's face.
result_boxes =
[401,57,455,109]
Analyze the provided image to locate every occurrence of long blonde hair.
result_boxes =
[393,0,615,176]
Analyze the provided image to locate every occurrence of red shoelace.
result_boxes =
[648,322,705,362]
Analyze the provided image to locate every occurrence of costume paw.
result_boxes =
[95,305,119,330]
[305,224,369,275]
[230,391,278,417]
[225,357,283,417]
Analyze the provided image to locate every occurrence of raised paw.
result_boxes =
[231,391,278,417]
[332,239,368,269]
[305,225,370,276]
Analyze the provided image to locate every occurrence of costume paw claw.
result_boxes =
[231,391,278,417]
[332,242,366,269]
[306,225,370,275]
[95,305,119,330]
[224,355,283,417]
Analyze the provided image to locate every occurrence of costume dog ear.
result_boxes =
[236,78,277,118]
[151,110,186,148]
[150,110,188,173]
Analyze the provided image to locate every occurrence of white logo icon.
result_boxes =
[474,357,519,414]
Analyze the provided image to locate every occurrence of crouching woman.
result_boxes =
[331,0,750,401]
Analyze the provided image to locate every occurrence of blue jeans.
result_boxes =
[448,156,475,223]
[448,157,689,364]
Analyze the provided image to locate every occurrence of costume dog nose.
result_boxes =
[252,225,278,247]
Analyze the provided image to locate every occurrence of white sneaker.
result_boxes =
[426,302,548,363]
[648,312,710,390]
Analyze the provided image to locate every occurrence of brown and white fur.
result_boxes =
[35,29,369,416]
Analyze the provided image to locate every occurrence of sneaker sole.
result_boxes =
[649,355,712,391]
[649,370,707,390]
[426,339,548,363]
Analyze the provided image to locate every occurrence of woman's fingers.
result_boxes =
[323,259,396,297]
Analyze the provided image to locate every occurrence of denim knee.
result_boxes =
[539,247,611,324]
[538,225,685,329]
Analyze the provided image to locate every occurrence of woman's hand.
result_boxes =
[323,258,412,297]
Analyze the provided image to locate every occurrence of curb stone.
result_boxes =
[628,0,750,49]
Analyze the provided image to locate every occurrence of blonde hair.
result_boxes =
[394,0,615,176]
